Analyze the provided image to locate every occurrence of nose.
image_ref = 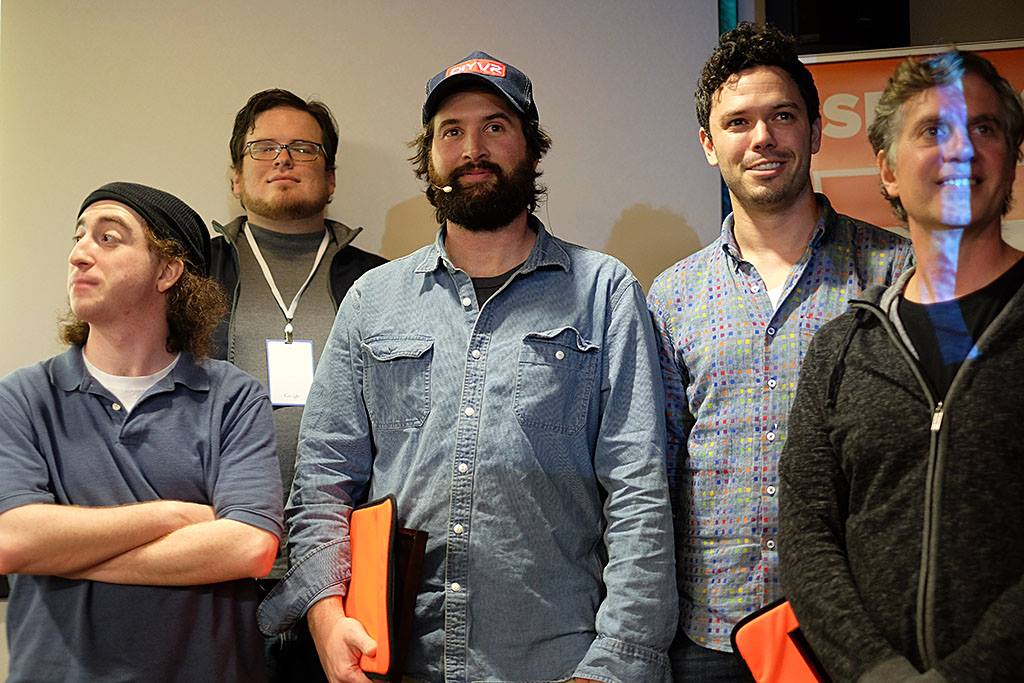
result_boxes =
[274,146,295,168]
[751,120,776,150]
[945,124,975,162]
[69,236,93,268]
[461,129,488,161]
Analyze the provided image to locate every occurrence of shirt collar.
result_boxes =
[51,346,210,394]
[720,192,834,263]
[414,215,571,275]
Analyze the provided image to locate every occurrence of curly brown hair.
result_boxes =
[59,231,227,359]
[696,22,820,135]
[408,87,553,223]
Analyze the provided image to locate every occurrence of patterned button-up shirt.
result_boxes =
[646,195,912,652]
[260,219,677,682]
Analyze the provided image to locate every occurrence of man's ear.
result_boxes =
[810,116,823,155]
[230,168,242,199]
[156,258,185,293]
[877,149,899,201]
[699,128,718,167]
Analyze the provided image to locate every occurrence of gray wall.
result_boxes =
[0,0,721,375]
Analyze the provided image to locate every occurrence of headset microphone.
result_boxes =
[432,184,453,193]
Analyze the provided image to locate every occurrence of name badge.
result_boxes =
[266,339,315,406]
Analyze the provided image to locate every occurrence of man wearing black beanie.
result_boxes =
[0,182,284,682]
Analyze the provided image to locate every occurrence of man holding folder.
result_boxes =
[259,51,677,683]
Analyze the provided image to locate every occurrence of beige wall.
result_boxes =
[0,0,721,375]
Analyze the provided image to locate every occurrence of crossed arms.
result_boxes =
[0,500,278,585]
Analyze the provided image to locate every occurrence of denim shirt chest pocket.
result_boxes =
[513,326,600,436]
[361,335,433,430]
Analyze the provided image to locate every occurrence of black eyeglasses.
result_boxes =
[244,140,323,162]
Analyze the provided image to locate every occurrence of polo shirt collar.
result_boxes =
[51,346,210,394]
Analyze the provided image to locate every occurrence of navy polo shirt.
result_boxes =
[0,346,283,682]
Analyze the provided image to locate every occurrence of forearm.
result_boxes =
[579,282,676,682]
[0,500,214,575]
[935,575,1024,680]
[65,518,278,585]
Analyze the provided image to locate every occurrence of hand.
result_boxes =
[308,597,378,683]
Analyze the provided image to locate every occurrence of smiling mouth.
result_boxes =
[939,177,978,187]
[748,161,784,171]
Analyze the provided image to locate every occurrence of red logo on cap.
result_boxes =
[446,59,507,79]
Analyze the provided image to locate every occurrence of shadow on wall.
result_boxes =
[605,204,702,292]
[380,194,439,260]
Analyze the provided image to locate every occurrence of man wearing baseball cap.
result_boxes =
[259,52,677,682]
[0,182,284,682]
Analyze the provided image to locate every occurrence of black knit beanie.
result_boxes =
[79,182,211,276]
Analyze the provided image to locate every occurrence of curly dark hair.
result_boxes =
[408,86,553,221]
[59,231,227,359]
[696,22,820,134]
[868,50,1024,221]
[229,88,340,172]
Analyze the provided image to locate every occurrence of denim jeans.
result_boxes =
[670,633,753,682]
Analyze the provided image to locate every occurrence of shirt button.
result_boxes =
[471,349,481,359]
[766,539,777,551]
[464,407,475,417]
[767,378,777,389]
[457,463,469,474]
[461,296,473,307]
[554,350,565,360]
[750,285,761,294]
[450,582,462,592]
[766,485,777,496]
[766,431,776,442]
[766,326,776,336]
[112,403,122,411]
[452,523,465,535]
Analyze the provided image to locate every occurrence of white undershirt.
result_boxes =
[83,354,180,413]
[767,281,787,309]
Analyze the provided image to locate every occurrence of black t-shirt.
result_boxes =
[472,262,524,306]
[899,256,1024,398]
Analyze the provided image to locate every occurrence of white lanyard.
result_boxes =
[243,223,330,343]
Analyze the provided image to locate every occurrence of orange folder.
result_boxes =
[344,496,427,682]
[731,598,830,683]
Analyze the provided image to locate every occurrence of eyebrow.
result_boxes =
[75,214,134,232]
[437,111,514,129]
[717,100,801,120]
[247,138,322,145]
[910,112,1002,129]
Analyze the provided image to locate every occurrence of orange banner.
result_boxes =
[803,41,1024,230]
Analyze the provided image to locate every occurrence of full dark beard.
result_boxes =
[429,158,535,231]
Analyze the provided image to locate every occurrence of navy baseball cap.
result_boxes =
[422,51,538,125]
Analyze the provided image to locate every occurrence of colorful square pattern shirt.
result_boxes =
[646,194,912,652]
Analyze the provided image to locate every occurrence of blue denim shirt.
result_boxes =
[258,219,677,683]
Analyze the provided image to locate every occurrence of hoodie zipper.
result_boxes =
[850,300,941,667]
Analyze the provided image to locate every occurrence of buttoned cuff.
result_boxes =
[574,634,672,683]
[256,538,350,636]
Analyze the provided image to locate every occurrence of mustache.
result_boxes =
[451,161,504,180]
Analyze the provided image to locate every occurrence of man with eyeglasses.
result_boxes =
[209,89,385,682]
